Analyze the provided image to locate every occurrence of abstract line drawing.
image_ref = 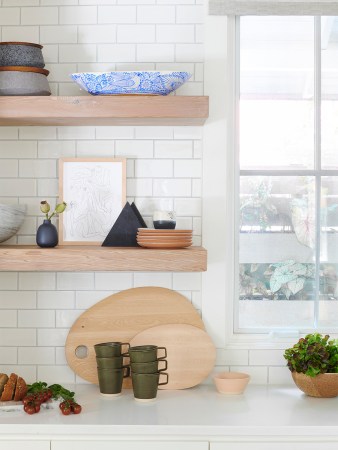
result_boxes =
[59,158,126,245]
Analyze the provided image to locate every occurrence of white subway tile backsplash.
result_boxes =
[19,347,55,365]
[250,350,286,366]
[78,24,117,43]
[192,179,201,197]
[56,347,68,365]
[134,127,173,140]
[174,160,202,178]
[57,272,95,290]
[154,140,193,159]
[98,44,136,62]
[134,272,172,289]
[0,366,36,384]
[153,179,191,197]
[59,44,97,62]
[56,309,83,327]
[38,329,68,346]
[173,127,203,140]
[138,6,174,24]
[96,127,134,140]
[98,5,136,23]
[95,273,133,290]
[0,141,37,158]
[0,160,18,178]
[60,6,98,24]
[117,24,155,43]
[0,311,17,327]
[269,367,294,385]
[137,44,175,62]
[176,43,204,62]
[40,25,77,43]
[0,8,20,25]
[2,25,39,42]
[174,198,201,216]
[176,6,204,24]
[135,159,173,177]
[19,273,56,291]
[19,127,57,140]
[37,178,58,196]
[37,365,75,383]
[0,329,36,346]
[127,178,153,196]
[0,128,19,140]
[38,291,75,309]
[19,160,56,178]
[116,140,153,158]
[57,127,96,139]
[21,6,58,25]
[173,273,201,291]
[41,44,59,63]
[75,290,115,309]
[76,140,115,157]
[0,274,18,291]
[216,349,249,366]
[38,141,76,158]
[18,310,55,328]
[0,347,18,364]
[157,25,195,43]
[0,179,36,197]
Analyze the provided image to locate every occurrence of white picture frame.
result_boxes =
[59,158,126,245]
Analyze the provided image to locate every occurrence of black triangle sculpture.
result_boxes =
[102,202,147,247]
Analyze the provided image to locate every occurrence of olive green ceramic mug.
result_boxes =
[96,355,130,369]
[131,359,167,374]
[94,341,130,358]
[132,371,169,401]
[97,366,130,396]
[129,345,167,363]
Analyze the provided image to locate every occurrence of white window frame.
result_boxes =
[202,11,338,350]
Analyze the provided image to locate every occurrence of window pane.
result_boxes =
[319,177,338,328]
[238,176,315,330]
[322,17,338,169]
[240,17,314,170]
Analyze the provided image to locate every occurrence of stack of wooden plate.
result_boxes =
[137,228,193,249]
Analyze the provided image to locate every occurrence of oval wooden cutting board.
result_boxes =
[65,287,205,386]
[130,324,216,389]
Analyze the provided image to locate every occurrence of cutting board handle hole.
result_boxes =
[75,345,88,359]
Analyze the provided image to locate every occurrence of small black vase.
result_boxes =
[36,219,58,248]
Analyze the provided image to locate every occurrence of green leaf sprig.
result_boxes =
[27,382,75,402]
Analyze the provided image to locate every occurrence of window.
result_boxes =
[236,16,338,333]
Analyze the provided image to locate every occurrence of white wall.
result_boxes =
[0,0,291,386]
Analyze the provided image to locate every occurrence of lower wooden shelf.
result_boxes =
[0,245,207,272]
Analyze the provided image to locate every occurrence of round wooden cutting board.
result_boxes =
[130,324,216,389]
[65,287,205,386]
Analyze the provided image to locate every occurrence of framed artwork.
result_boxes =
[59,158,126,245]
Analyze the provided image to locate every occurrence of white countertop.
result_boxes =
[0,384,338,439]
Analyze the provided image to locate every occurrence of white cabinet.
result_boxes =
[211,443,338,450]
[0,442,49,450]
[52,441,209,450]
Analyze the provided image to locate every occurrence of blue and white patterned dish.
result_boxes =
[70,71,191,96]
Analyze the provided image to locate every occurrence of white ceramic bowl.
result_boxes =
[0,204,26,243]
[213,372,250,395]
[70,71,191,96]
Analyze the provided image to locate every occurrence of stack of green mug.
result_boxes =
[95,342,130,396]
[129,345,169,401]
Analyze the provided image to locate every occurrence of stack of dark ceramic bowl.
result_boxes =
[0,42,51,96]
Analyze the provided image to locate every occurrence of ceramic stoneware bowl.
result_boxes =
[0,42,45,68]
[0,204,26,243]
[70,71,191,96]
[213,372,250,395]
[0,66,50,96]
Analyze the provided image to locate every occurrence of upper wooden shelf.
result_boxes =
[0,96,209,126]
[0,245,207,272]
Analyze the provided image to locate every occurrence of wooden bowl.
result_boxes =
[292,372,338,398]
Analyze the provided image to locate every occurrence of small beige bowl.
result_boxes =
[214,372,250,395]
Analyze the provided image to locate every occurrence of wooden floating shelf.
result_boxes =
[0,245,207,272]
[0,95,209,126]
